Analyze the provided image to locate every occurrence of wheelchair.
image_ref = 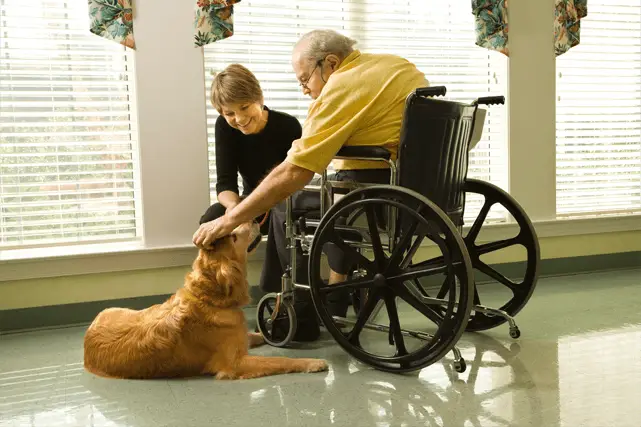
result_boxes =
[256,86,540,374]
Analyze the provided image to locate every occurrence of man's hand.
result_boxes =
[192,214,236,248]
[193,161,315,249]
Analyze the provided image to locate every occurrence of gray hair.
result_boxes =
[295,29,357,64]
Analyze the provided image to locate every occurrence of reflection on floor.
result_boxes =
[1,269,640,427]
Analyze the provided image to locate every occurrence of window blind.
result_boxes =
[203,0,508,223]
[0,0,141,249]
[556,0,641,217]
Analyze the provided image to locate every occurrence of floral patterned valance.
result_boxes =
[194,0,240,48]
[473,0,588,57]
[88,0,135,49]
[87,0,244,50]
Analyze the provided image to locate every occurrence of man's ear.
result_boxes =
[326,54,341,71]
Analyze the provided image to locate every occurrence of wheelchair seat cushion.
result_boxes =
[335,146,391,160]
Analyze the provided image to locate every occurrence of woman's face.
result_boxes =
[220,101,265,135]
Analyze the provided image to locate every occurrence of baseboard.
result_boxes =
[502,250,641,280]
[1,251,639,334]
[469,250,641,286]
[0,287,268,335]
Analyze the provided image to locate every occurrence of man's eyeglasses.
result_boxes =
[299,59,323,91]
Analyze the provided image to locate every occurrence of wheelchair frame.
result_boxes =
[256,86,540,374]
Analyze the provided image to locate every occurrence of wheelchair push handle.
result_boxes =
[475,96,505,106]
[415,86,447,98]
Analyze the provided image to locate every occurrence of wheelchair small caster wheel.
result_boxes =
[509,327,521,339]
[256,293,297,348]
[453,359,467,373]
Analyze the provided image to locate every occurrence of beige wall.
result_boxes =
[1,0,639,312]
[2,230,640,311]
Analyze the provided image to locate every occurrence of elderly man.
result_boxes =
[194,29,428,341]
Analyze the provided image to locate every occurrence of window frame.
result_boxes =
[0,0,143,249]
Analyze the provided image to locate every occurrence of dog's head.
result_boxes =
[189,221,261,307]
[199,220,261,262]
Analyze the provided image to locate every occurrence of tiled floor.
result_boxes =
[1,269,640,427]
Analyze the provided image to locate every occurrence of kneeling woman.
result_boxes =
[200,64,301,233]
[201,64,318,342]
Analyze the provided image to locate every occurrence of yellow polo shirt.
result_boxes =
[286,50,428,173]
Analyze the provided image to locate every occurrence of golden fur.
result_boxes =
[84,222,328,380]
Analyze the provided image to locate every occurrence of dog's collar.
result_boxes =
[247,234,261,252]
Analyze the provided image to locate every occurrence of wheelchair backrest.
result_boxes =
[397,94,477,226]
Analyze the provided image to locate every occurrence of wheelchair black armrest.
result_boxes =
[335,146,391,160]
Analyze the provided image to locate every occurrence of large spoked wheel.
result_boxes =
[308,186,474,373]
[462,179,540,331]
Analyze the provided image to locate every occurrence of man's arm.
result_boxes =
[228,161,314,224]
[192,161,314,248]
[194,99,356,247]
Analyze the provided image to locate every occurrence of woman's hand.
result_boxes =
[225,201,239,213]
[196,162,314,249]
[218,190,241,211]
[192,214,237,248]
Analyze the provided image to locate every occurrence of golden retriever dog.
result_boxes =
[84,221,328,380]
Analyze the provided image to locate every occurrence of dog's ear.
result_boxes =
[194,241,249,306]
[213,261,242,298]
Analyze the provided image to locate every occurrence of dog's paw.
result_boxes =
[215,371,238,380]
[304,359,329,373]
[248,332,266,348]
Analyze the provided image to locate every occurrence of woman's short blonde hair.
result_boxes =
[210,64,264,112]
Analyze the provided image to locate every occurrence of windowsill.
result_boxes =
[1,240,156,262]
[0,214,640,282]
[0,240,198,282]
[474,213,641,242]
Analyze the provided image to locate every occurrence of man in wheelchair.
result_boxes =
[194,29,429,342]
